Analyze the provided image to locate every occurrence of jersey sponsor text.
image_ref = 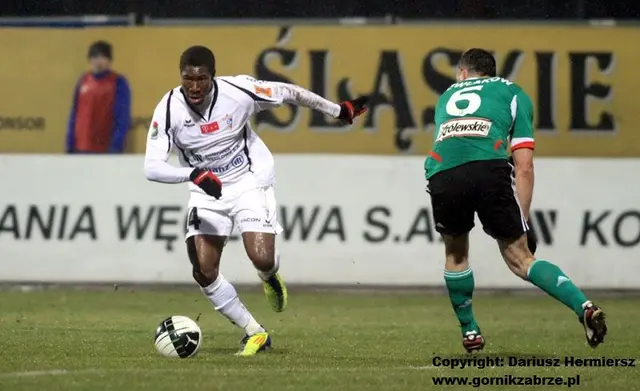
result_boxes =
[436,118,492,142]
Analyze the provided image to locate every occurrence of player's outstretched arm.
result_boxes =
[273,82,369,124]
[224,75,368,124]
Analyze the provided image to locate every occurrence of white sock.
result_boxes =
[257,250,280,281]
[201,274,264,336]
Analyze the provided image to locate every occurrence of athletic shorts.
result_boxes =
[185,184,283,240]
[427,159,528,240]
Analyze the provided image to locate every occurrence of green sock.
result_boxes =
[527,260,589,317]
[444,267,479,335]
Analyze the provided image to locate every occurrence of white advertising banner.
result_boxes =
[0,155,638,288]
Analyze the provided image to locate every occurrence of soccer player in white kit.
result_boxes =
[143,46,368,356]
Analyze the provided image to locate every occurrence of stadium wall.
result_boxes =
[0,25,638,156]
[0,155,637,289]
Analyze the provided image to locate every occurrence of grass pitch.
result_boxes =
[0,287,638,390]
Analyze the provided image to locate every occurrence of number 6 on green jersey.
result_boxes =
[426,77,535,179]
[445,85,483,117]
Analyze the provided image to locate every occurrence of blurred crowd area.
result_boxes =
[4,0,640,19]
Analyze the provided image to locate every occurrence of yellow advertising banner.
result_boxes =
[0,26,639,156]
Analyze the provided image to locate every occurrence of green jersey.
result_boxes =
[425,76,535,179]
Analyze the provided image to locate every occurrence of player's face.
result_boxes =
[181,66,212,105]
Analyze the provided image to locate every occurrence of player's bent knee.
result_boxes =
[245,245,275,270]
[242,232,276,271]
[246,249,274,271]
[186,236,222,287]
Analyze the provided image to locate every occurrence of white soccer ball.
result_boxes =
[154,315,203,358]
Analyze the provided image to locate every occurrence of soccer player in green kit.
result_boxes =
[425,48,607,353]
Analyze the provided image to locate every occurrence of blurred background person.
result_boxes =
[66,40,132,154]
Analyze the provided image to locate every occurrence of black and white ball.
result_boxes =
[154,315,202,358]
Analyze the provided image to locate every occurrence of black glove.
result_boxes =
[337,96,369,124]
[189,168,222,199]
[526,220,537,255]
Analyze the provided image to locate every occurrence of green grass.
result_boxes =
[0,287,638,390]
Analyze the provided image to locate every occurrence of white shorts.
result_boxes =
[185,185,283,239]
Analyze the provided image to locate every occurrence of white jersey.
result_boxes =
[144,74,341,197]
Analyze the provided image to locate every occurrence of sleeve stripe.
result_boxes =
[511,137,534,147]
[164,89,174,153]
[511,141,535,151]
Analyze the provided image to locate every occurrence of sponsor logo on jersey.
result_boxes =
[254,85,272,97]
[436,118,492,142]
[209,154,245,174]
[209,144,240,161]
[200,122,219,134]
[188,144,241,164]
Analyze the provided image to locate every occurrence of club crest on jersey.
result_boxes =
[150,121,159,139]
[200,122,220,134]
[222,114,233,129]
[436,117,492,142]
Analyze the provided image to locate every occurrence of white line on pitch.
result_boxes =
[1,369,72,378]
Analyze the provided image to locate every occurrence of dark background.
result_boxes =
[3,0,640,19]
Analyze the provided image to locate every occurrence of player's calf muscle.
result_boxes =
[191,258,220,287]
[443,234,470,270]
[498,235,534,278]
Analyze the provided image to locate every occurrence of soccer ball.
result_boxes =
[154,315,202,358]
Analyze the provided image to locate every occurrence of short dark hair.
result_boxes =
[88,40,112,60]
[459,48,496,77]
[179,46,216,76]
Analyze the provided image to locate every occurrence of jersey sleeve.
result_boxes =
[226,75,341,117]
[143,96,193,183]
[222,75,285,112]
[510,90,535,151]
